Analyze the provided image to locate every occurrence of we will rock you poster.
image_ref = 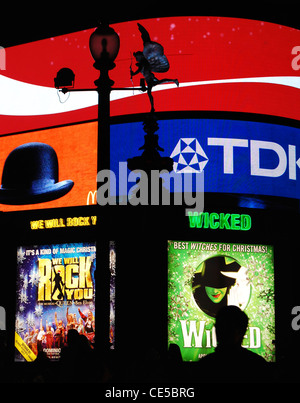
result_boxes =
[168,241,275,362]
[15,242,96,362]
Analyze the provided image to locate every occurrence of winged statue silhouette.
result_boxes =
[130,23,179,112]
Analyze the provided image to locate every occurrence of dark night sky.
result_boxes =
[0,2,299,48]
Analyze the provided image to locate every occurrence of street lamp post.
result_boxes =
[89,22,120,176]
[55,22,121,179]
[88,22,120,354]
[55,22,121,354]
[54,21,175,352]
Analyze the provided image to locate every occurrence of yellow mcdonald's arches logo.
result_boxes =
[15,332,37,362]
[86,190,97,205]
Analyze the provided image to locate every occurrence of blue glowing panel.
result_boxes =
[110,119,300,200]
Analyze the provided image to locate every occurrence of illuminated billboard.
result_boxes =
[0,16,299,211]
[0,122,97,211]
[168,240,275,362]
[2,116,300,212]
[14,242,96,362]
[111,118,300,201]
[1,16,300,137]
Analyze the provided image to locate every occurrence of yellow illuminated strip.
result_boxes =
[30,216,97,230]
[15,332,37,362]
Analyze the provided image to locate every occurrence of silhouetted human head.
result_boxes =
[215,305,248,348]
[168,343,182,363]
[67,329,80,348]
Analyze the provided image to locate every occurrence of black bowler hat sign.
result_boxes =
[0,142,74,205]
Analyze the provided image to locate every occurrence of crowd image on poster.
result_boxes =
[14,242,96,362]
[168,241,275,362]
[109,241,116,349]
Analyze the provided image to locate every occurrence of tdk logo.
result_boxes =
[170,138,209,173]
[170,137,300,179]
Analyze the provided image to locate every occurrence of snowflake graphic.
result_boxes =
[183,264,194,285]
[19,289,28,304]
[23,275,28,290]
[26,313,35,328]
[34,305,43,317]
[169,292,189,321]
[17,248,26,264]
[168,325,179,344]
[29,270,40,287]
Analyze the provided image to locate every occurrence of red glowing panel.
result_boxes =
[0,16,299,137]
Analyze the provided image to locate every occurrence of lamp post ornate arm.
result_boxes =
[55,23,144,173]
[54,21,176,194]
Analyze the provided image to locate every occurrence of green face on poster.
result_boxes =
[168,241,275,362]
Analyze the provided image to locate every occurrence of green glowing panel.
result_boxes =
[168,241,275,362]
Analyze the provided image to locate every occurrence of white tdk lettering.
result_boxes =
[207,138,248,174]
[207,138,300,180]
[250,140,287,177]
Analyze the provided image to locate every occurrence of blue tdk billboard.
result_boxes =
[110,118,300,201]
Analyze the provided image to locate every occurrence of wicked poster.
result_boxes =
[14,242,96,362]
[168,241,275,362]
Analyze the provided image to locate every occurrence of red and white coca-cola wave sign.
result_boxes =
[0,16,300,135]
